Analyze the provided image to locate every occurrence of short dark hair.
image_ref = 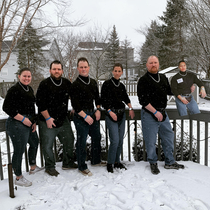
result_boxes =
[113,63,123,71]
[77,57,89,67]
[50,60,63,70]
[178,60,186,66]
[17,67,31,75]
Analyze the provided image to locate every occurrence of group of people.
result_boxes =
[3,55,206,187]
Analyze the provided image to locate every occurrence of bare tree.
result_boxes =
[120,37,134,84]
[83,25,111,81]
[52,30,84,82]
[0,0,85,72]
[187,0,210,78]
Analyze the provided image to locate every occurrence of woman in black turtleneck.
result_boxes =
[101,63,135,173]
[171,60,206,116]
[3,67,42,187]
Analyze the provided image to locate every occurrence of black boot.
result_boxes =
[114,162,127,170]
[107,164,113,173]
[150,163,160,175]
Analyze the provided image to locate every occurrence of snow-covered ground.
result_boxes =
[1,96,210,209]
[1,161,210,210]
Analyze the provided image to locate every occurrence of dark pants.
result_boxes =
[39,117,75,169]
[73,112,101,171]
[6,116,39,176]
[105,113,126,164]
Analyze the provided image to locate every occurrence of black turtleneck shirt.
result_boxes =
[36,77,71,126]
[171,71,204,97]
[3,82,36,118]
[101,77,130,110]
[137,71,173,110]
[71,75,101,113]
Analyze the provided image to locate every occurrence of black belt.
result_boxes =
[83,109,94,112]
[181,94,191,97]
[111,108,125,113]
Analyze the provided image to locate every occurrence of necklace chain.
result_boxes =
[19,82,29,92]
[179,71,187,76]
[111,78,120,87]
[50,77,62,86]
[78,76,90,85]
[149,74,160,83]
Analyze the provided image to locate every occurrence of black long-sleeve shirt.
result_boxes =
[3,82,36,118]
[171,71,204,97]
[137,71,173,110]
[71,75,100,113]
[101,77,130,110]
[36,77,71,125]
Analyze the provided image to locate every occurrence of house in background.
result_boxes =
[0,40,58,83]
[75,42,137,80]
[0,41,19,82]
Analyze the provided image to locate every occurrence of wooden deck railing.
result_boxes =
[0,108,210,197]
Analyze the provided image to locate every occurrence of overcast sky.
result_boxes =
[69,0,167,47]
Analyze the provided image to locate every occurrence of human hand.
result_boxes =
[129,110,135,119]
[180,97,189,104]
[31,123,37,132]
[191,85,195,93]
[95,110,101,121]
[85,115,94,125]
[109,111,117,121]
[22,117,32,127]
[46,117,56,128]
[200,89,206,98]
[154,111,163,121]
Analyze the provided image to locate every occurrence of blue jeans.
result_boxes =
[105,113,126,164]
[6,116,39,176]
[175,94,200,116]
[141,109,175,165]
[39,117,75,169]
[73,112,101,171]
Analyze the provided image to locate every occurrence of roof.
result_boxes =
[1,40,51,52]
[159,66,178,74]
[78,42,108,49]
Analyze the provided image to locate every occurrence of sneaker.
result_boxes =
[107,164,113,173]
[79,169,93,176]
[114,162,127,170]
[15,176,32,187]
[29,166,45,175]
[45,168,60,176]
[150,163,160,175]
[92,161,107,167]
[164,162,185,170]
[62,162,78,170]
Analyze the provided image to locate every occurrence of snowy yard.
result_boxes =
[1,161,210,210]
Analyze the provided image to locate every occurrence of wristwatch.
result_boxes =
[97,107,101,111]
[129,107,133,111]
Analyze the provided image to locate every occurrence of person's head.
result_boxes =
[17,67,32,86]
[112,63,123,80]
[49,60,63,80]
[178,60,187,72]
[146,55,159,74]
[77,57,90,77]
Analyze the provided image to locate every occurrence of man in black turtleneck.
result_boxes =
[137,55,184,175]
[171,60,206,116]
[36,60,77,177]
[71,57,105,176]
